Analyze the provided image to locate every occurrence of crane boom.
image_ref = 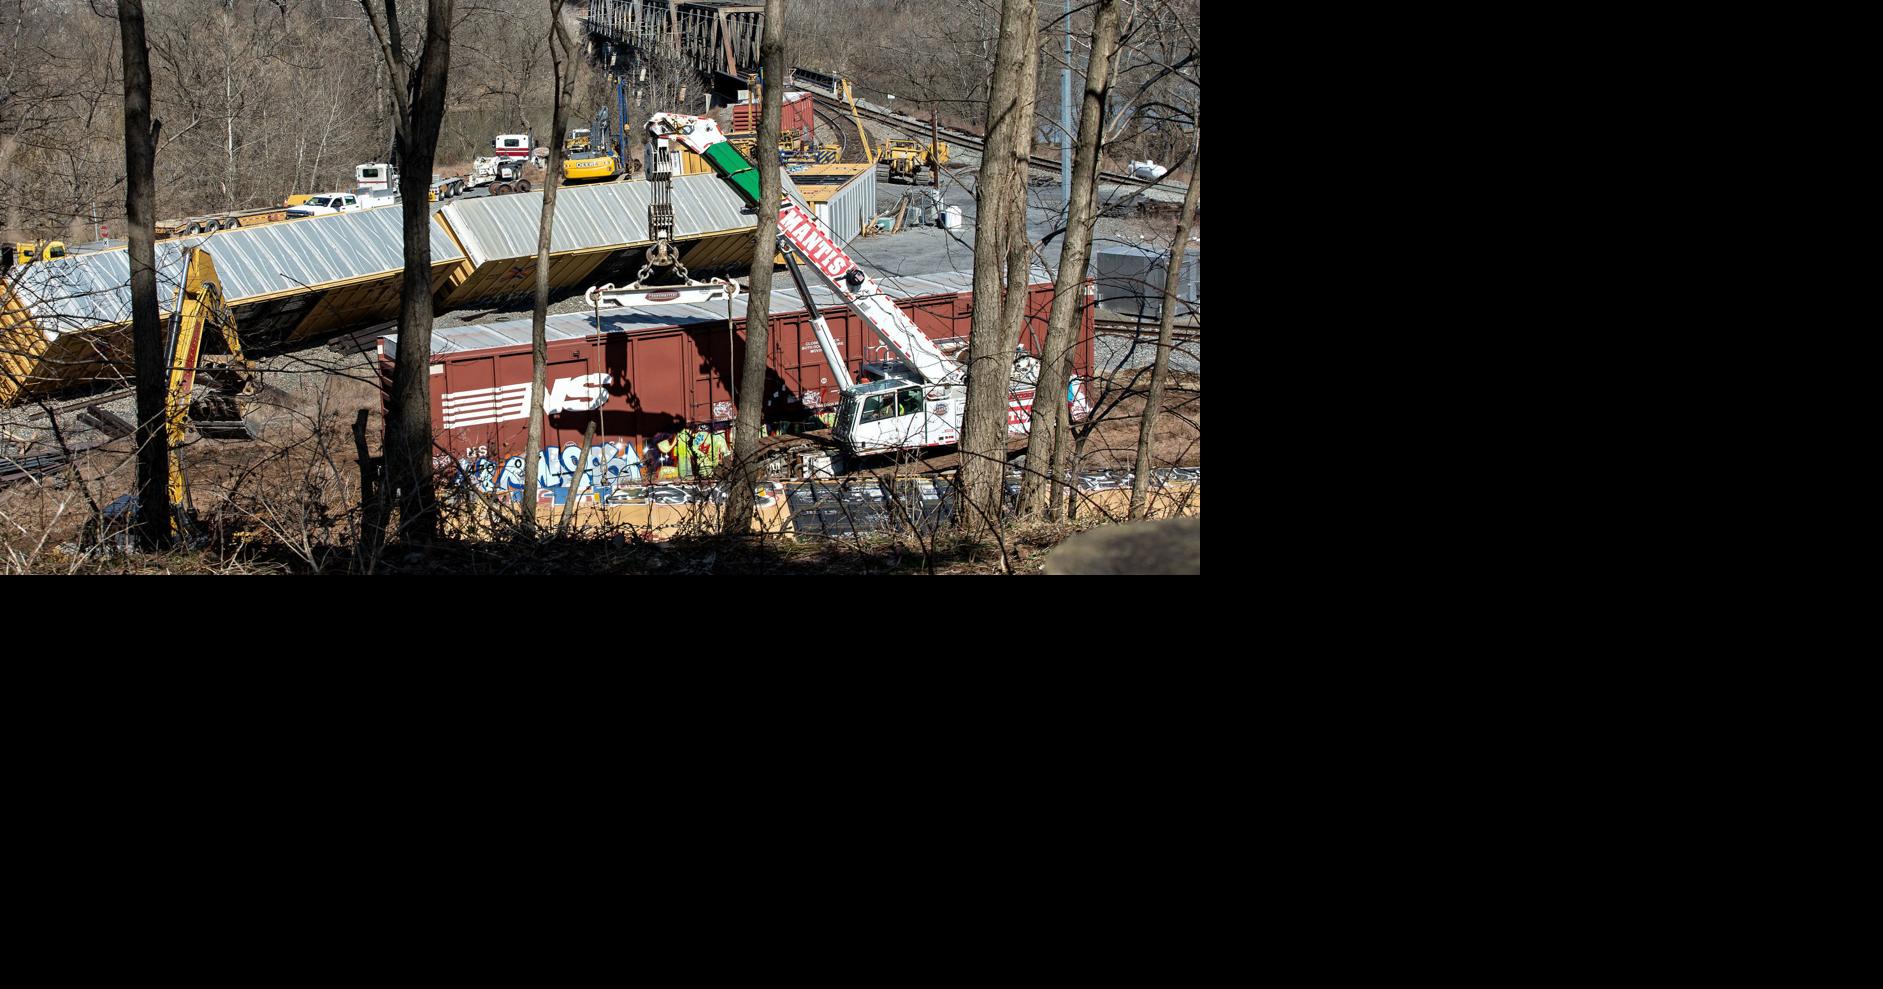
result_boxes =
[772,200,959,385]
[648,112,960,386]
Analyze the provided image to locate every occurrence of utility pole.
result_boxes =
[1061,0,1072,208]
[932,110,941,190]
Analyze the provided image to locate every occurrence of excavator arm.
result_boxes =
[162,248,257,528]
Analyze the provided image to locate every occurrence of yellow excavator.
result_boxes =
[93,247,259,544]
[562,107,624,184]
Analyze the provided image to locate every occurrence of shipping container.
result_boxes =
[788,164,877,246]
[379,270,1096,492]
[732,91,815,137]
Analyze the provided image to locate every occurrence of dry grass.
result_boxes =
[1074,381,1201,471]
[8,508,1153,575]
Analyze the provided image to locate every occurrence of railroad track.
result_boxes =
[796,72,1188,196]
[46,385,137,413]
[753,427,1031,479]
[1095,317,1200,343]
[0,450,74,486]
[805,99,881,165]
[0,385,135,486]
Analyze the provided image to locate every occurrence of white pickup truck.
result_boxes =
[285,192,376,218]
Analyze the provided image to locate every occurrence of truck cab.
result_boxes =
[832,349,1038,453]
[834,373,966,453]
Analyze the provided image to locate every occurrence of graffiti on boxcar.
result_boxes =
[490,440,646,493]
[451,412,805,497]
[446,440,645,498]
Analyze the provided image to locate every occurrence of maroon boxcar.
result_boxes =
[378,270,1096,488]
[732,92,816,136]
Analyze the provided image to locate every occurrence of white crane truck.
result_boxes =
[588,112,1044,461]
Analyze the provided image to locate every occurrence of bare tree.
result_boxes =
[119,0,167,549]
[1022,0,1121,519]
[360,0,454,551]
[1128,123,1198,520]
[954,0,1036,535]
[722,0,786,534]
[520,0,579,527]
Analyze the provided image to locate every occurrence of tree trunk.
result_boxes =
[721,0,786,535]
[999,34,1039,337]
[365,0,455,551]
[1128,129,1199,520]
[998,36,1040,354]
[990,34,1040,513]
[1022,0,1119,518]
[557,418,598,533]
[522,0,578,530]
[954,0,1036,535]
[119,0,169,550]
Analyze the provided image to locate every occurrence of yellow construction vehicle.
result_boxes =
[563,151,621,183]
[879,139,948,183]
[562,107,623,183]
[727,131,827,169]
[163,247,259,534]
[91,247,258,545]
[10,240,68,266]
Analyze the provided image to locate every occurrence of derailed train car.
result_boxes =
[1,172,790,405]
[377,270,1097,497]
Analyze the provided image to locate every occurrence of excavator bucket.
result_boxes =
[188,394,254,440]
